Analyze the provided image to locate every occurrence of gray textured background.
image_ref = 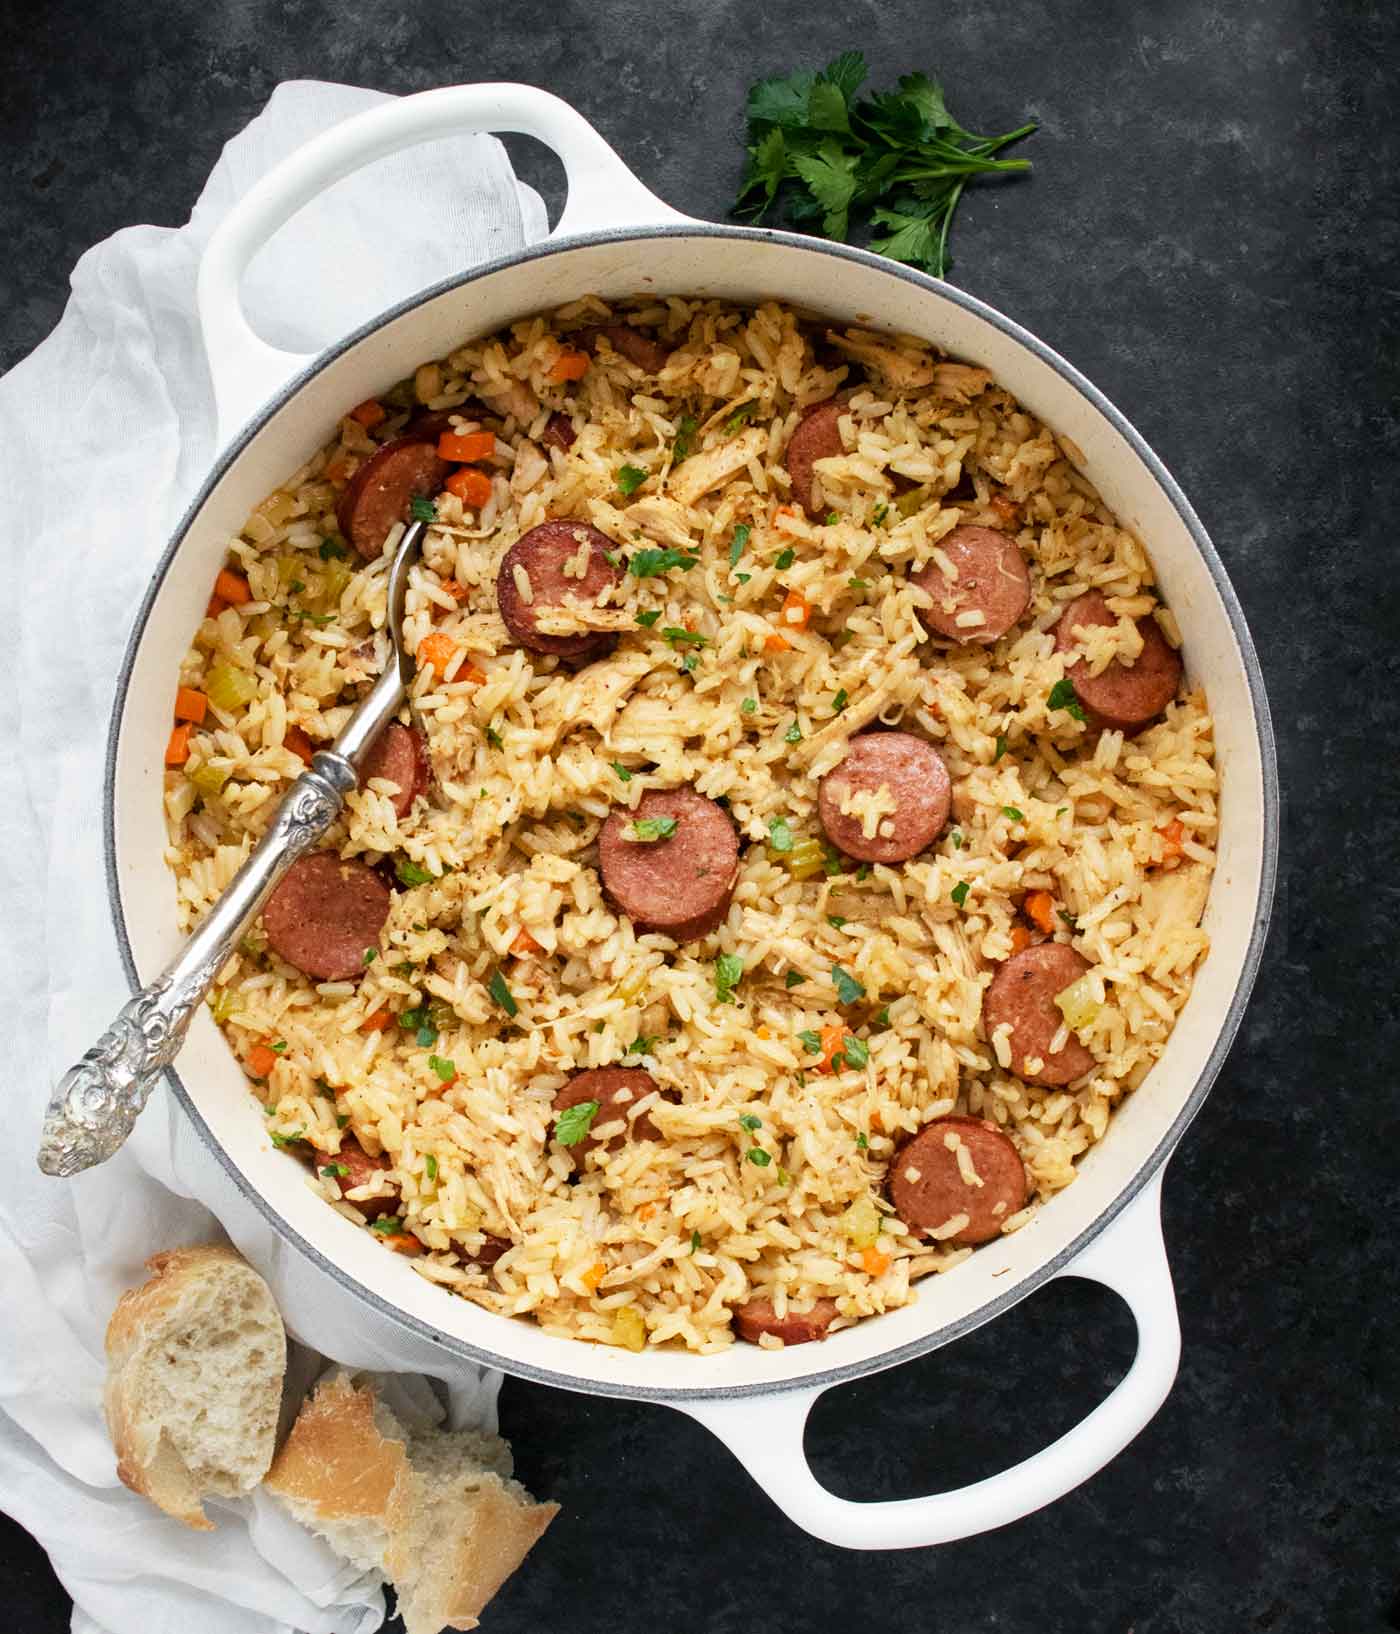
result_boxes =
[2,1,1397,1630]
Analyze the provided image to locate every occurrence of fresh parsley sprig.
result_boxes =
[733,50,1035,278]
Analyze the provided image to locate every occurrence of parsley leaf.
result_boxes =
[690,1228,702,1253]
[661,626,708,648]
[672,414,699,463]
[827,914,847,929]
[715,952,745,1004]
[487,969,518,1016]
[409,496,437,523]
[784,722,803,744]
[767,815,795,853]
[775,546,796,569]
[611,761,634,781]
[994,733,1009,761]
[739,1113,762,1131]
[950,880,970,907]
[1048,678,1087,722]
[629,816,678,842]
[746,1147,772,1167]
[798,1028,822,1053]
[629,548,698,579]
[741,697,758,715]
[485,722,503,749]
[831,964,865,1004]
[319,538,348,560]
[555,1099,600,1146]
[635,609,662,627]
[1002,806,1025,821]
[856,1131,869,1150]
[395,858,433,887]
[843,1035,870,1068]
[785,970,807,988]
[617,464,648,495]
[831,688,848,713]
[320,1162,348,1178]
[370,1216,407,1235]
[427,1054,457,1082]
[729,523,751,567]
[725,402,757,433]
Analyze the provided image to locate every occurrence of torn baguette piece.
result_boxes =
[103,1243,287,1530]
[265,1371,558,1634]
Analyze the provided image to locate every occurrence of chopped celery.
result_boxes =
[188,760,232,798]
[778,834,826,879]
[841,1195,881,1250]
[318,560,353,609]
[894,485,930,519]
[205,661,257,712]
[610,1306,647,1353]
[207,987,236,1023]
[1054,975,1100,1033]
[611,971,648,1004]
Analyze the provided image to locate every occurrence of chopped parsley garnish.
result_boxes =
[872,504,889,525]
[635,609,662,628]
[288,579,306,594]
[875,1006,890,1026]
[994,734,1008,762]
[735,571,752,584]
[725,402,757,433]
[617,463,648,495]
[625,1035,659,1058]
[611,761,634,782]
[409,497,436,523]
[662,626,708,647]
[1048,678,1087,722]
[746,1147,772,1167]
[270,1040,287,1054]
[842,1035,870,1068]
[741,697,758,715]
[715,952,745,1004]
[629,816,679,843]
[629,548,699,578]
[363,947,377,965]
[777,1167,793,1186]
[487,969,518,1017]
[603,550,620,566]
[1002,806,1024,821]
[798,1028,822,1053]
[395,858,433,887]
[784,722,803,744]
[370,1216,407,1235]
[427,1055,456,1082]
[831,688,848,713]
[856,1131,869,1150]
[785,970,807,988]
[831,964,865,1003]
[732,49,1036,280]
[729,523,751,567]
[690,1229,702,1253]
[681,653,700,674]
[775,547,795,569]
[320,1163,348,1178]
[856,863,871,882]
[825,511,839,525]
[424,1154,438,1182]
[739,1113,762,1131]
[485,722,504,749]
[827,914,847,929]
[767,815,795,853]
[951,830,964,850]
[319,538,348,560]
[555,1098,600,1146]
[848,576,869,589]
[672,414,699,463]
[1059,908,1080,931]
[950,880,970,907]
[269,1128,305,1149]
[336,1112,350,1128]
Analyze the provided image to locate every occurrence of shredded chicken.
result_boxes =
[477,378,538,424]
[624,495,698,550]
[667,426,767,507]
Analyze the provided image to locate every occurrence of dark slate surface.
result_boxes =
[2,1,1396,1630]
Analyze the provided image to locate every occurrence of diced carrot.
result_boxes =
[165,723,191,767]
[461,661,487,685]
[781,589,811,630]
[1157,818,1186,862]
[989,492,1020,525]
[1010,923,1034,955]
[774,504,800,518]
[381,1233,422,1257]
[548,350,591,382]
[755,1026,771,1041]
[361,1008,393,1034]
[581,1260,607,1293]
[860,1246,893,1277]
[350,398,386,428]
[763,631,791,653]
[637,1202,660,1222]
[870,1110,883,1133]
[246,1043,278,1079]
[1024,890,1056,934]
[206,594,228,618]
[445,467,493,507]
[418,632,459,676]
[511,928,542,956]
[440,578,470,601]
[818,1023,852,1073]
[325,458,356,484]
[174,687,207,724]
[437,430,496,462]
[284,725,315,765]
[214,568,252,606]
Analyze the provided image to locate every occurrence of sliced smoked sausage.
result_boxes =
[263,853,391,981]
[817,731,951,864]
[888,1116,1027,1246]
[983,943,1096,1086]
[598,788,740,941]
[552,1067,677,1161]
[361,722,427,819]
[734,1296,839,1345]
[1052,591,1183,734]
[336,438,450,560]
[785,400,845,516]
[496,520,623,660]
[313,1134,398,1220]
[576,323,671,374]
[912,524,1031,644]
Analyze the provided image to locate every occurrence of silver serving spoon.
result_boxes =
[37,519,429,1177]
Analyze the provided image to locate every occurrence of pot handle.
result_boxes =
[197,82,690,443]
[676,1170,1180,1549]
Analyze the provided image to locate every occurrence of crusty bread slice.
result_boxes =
[103,1243,287,1530]
[265,1372,558,1633]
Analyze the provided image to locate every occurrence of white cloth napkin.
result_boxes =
[0,80,548,1634]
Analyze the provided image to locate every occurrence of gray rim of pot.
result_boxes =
[104,223,1280,1403]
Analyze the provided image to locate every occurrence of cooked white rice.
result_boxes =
[164,296,1216,1354]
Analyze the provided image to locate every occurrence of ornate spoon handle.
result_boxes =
[37,753,357,1176]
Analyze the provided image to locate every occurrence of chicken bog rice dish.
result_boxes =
[163,298,1217,1354]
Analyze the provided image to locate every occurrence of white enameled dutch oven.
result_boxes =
[106,84,1278,1549]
